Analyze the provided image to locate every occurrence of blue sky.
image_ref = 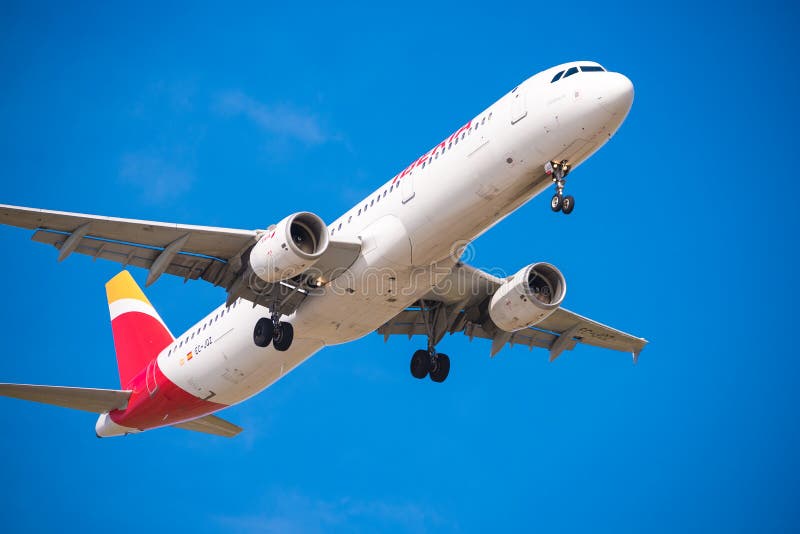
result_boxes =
[0,1,798,532]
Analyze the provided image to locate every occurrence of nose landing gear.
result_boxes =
[545,160,575,215]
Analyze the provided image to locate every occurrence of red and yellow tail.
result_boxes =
[105,271,174,388]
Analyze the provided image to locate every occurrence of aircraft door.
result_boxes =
[400,174,415,204]
[510,86,527,124]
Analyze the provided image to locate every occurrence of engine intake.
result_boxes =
[488,263,566,332]
[250,212,329,283]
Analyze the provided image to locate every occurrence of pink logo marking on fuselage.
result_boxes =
[391,120,472,184]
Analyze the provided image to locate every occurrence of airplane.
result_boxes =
[0,61,647,438]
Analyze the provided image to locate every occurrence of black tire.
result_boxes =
[410,350,430,379]
[429,354,450,383]
[273,322,294,352]
[562,195,575,215]
[253,318,273,347]
[550,193,563,212]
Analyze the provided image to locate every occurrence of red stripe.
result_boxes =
[111,311,173,387]
[109,359,226,431]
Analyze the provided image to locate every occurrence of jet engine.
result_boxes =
[249,212,329,283]
[488,263,566,332]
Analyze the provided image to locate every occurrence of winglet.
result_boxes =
[633,350,641,364]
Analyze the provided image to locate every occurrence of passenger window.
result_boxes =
[489,112,493,119]
[551,71,564,83]
[358,208,361,215]
[370,199,374,206]
[481,118,485,125]
[338,223,342,230]
[383,190,387,197]
[564,67,579,78]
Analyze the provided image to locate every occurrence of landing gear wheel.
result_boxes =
[410,350,431,379]
[429,354,450,383]
[273,322,294,352]
[562,195,575,215]
[551,193,564,212]
[253,318,274,347]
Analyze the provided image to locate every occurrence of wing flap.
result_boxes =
[171,414,242,437]
[0,383,132,413]
[32,229,225,282]
[0,204,257,259]
[536,308,648,358]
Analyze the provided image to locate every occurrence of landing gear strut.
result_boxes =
[408,300,451,383]
[545,160,575,215]
[253,313,294,351]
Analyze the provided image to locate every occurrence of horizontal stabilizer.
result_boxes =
[0,383,131,413]
[171,414,242,438]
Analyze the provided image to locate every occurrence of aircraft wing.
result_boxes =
[377,262,647,362]
[171,414,243,437]
[0,204,361,315]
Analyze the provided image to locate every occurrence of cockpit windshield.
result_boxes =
[550,64,606,83]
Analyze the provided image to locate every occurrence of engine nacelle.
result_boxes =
[249,212,329,283]
[488,263,567,332]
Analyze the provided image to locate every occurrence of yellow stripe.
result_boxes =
[105,270,152,306]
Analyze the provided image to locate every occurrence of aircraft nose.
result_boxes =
[598,72,634,116]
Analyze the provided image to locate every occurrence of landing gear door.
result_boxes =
[510,87,527,124]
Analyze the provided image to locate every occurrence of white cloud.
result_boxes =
[119,153,194,204]
[216,91,327,144]
[214,490,452,533]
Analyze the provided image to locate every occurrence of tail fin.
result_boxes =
[106,271,174,387]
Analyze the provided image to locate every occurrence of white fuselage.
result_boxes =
[156,61,634,408]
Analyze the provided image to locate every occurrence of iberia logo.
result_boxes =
[186,351,193,361]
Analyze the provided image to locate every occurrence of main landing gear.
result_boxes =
[545,160,575,215]
[410,349,451,383]
[409,299,451,383]
[253,314,294,351]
